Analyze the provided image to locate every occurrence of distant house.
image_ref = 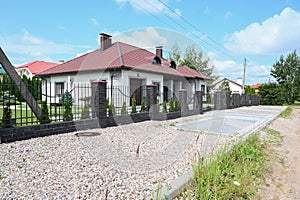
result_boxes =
[210,78,245,94]
[16,61,58,79]
[250,83,261,94]
[38,33,211,107]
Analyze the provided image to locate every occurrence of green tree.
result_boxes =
[121,101,128,115]
[259,83,285,105]
[131,97,137,114]
[271,50,300,104]
[60,91,73,105]
[169,44,214,77]
[63,103,73,121]
[219,81,231,93]
[40,101,50,124]
[140,99,147,112]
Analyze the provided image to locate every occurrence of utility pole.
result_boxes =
[243,58,246,94]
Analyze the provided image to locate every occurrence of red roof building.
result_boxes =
[250,83,261,89]
[16,61,58,79]
[38,33,211,106]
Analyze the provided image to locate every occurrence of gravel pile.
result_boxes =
[0,116,229,199]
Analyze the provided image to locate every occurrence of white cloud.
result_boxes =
[224,11,232,20]
[114,0,181,17]
[211,57,272,84]
[111,27,168,49]
[91,18,99,26]
[0,29,89,64]
[225,7,300,56]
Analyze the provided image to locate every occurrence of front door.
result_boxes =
[130,78,143,105]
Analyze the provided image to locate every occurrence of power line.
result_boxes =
[142,0,221,52]
[157,0,231,52]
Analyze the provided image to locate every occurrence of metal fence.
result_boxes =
[0,80,229,128]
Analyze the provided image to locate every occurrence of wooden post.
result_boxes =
[0,48,42,121]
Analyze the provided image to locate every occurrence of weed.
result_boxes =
[192,133,267,199]
[279,107,292,118]
[169,122,177,126]
[0,173,4,180]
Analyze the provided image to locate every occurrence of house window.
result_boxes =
[55,82,64,97]
[152,56,161,65]
[201,85,205,93]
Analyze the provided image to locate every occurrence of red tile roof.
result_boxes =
[250,83,261,89]
[211,78,244,88]
[17,61,58,74]
[39,42,210,80]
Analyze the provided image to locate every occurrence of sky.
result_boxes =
[1,0,300,85]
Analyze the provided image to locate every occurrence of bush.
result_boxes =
[60,91,73,105]
[140,99,147,112]
[81,105,90,119]
[163,101,167,113]
[131,97,137,114]
[174,99,179,111]
[1,106,12,128]
[63,103,73,121]
[40,101,50,124]
[121,102,128,115]
[108,102,116,116]
[169,98,174,112]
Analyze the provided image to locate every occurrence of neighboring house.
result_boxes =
[250,83,261,94]
[16,61,58,79]
[210,78,245,94]
[38,33,211,107]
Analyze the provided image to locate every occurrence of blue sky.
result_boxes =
[1,0,300,85]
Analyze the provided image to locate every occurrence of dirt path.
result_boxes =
[256,107,300,200]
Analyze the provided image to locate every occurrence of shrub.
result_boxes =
[81,105,90,119]
[131,97,137,114]
[174,99,179,111]
[1,106,12,128]
[108,102,116,116]
[40,101,50,124]
[121,102,128,115]
[169,98,174,112]
[59,91,73,105]
[63,103,73,121]
[140,99,147,112]
[163,101,167,113]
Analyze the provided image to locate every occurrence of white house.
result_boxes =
[16,61,58,79]
[38,33,211,108]
[210,78,245,94]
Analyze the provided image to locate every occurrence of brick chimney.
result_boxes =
[156,46,163,58]
[100,33,112,50]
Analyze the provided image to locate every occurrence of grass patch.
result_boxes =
[177,133,268,199]
[279,107,293,118]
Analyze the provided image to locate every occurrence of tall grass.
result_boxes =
[192,133,267,199]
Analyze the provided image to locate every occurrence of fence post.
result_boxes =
[214,91,223,110]
[91,80,107,119]
[225,92,231,109]
[179,89,188,116]
[246,94,251,106]
[237,94,241,107]
[195,90,203,114]
[232,93,239,108]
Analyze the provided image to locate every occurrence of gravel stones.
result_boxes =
[0,116,228,199]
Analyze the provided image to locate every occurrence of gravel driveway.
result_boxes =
[0,106,284,199]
